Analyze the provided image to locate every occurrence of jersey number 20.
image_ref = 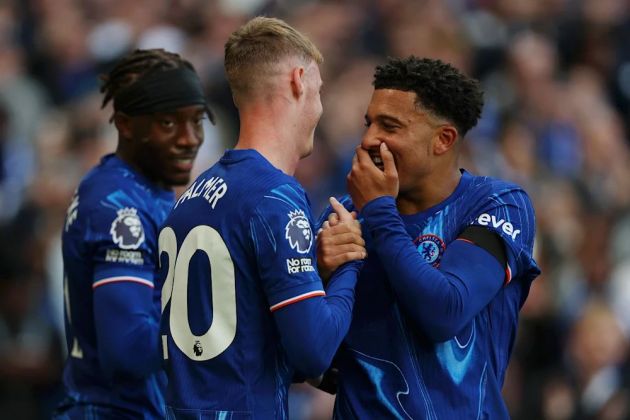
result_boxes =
[159,225,237,361]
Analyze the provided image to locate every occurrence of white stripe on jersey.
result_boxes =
[270,290,326,312]
[93,276,154,289]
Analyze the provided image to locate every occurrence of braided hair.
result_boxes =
[100,49,197,116]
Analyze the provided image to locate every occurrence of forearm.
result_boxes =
[94,283,162,379]
[273,262,359,377]
[362,197,503,342]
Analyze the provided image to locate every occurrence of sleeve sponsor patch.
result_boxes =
[286,257,315,274]
[105,249,144,265]
[110,207,145,249]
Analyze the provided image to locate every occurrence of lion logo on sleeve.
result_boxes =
[285,209,313,254]
[110,207,145,249]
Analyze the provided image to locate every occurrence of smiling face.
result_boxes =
[361,88,449,195]
[123,104,206,187]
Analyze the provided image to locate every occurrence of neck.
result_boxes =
[396,165,461,215]
[234,101,302,175]
[115,144,142,175]
[115,145,167,189]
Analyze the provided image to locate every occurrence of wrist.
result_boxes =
[360,196,400,235]
[361,195,397,215]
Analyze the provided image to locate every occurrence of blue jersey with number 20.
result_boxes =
[158,149,359,419]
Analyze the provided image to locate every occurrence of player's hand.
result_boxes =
[317,197,366,283]
[347,142,399,211]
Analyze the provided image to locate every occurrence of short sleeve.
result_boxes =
[249,183,325,311]
[87,200,157,289]
[468,188,540,283]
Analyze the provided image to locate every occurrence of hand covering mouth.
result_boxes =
[369,150,384,170]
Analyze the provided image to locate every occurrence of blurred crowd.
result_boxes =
[1,0,630,418]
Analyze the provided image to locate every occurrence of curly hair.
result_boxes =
[373,56,484,136]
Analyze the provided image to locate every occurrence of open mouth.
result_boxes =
[172,156,196,172]
[369,150,384,170]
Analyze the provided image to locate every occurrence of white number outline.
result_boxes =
[63,274,84,358]
[159,225,237,361]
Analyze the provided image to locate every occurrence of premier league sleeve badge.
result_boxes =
[109,207,146,250]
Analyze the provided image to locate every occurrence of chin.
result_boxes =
[301,135,315,158]
[301,146,313,159]
[168,175,193,187]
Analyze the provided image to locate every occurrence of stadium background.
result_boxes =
[1,0,630,418]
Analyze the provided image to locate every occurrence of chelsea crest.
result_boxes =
[414,234,445,267]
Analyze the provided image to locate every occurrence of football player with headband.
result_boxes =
[158,17,366,419]
[317,56,541,419]
[56,48,213,419]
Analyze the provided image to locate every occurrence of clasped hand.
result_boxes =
[316,197,366,283]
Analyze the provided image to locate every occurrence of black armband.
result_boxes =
[458,225,507,267]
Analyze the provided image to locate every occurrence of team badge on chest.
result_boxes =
[110,207,145,250]
[413,234,445,267]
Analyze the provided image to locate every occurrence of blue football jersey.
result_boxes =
[61,154,174,418]
[325,170,540,419]
[159,149,333,419]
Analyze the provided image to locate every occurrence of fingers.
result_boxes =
[380,142,396,176]
[316,231,366,276]
[328,210,339,227]
[317,229,365,248]
[318,217,362,236]
[354,146,371,166]
[316,216,366,276]
[317,235,367,267]
[318,215,357,235]
[329,196,354,223]
[321,243,366,256]
[320,250,367,269]
[317,219,333,235]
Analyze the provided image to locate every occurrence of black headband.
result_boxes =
[113,66,214,123]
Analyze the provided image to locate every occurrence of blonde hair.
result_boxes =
[224,16,323,101]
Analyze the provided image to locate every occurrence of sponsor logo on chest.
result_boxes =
[476,213,521,240]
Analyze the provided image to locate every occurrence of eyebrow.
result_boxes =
[365,114,404,126]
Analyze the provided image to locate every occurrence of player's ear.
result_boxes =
[433,125,458,155]
[114,112,133,140]
[290,66,305,100]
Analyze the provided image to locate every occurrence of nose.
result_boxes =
[176,121,203,149]
[360,124,381,150]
